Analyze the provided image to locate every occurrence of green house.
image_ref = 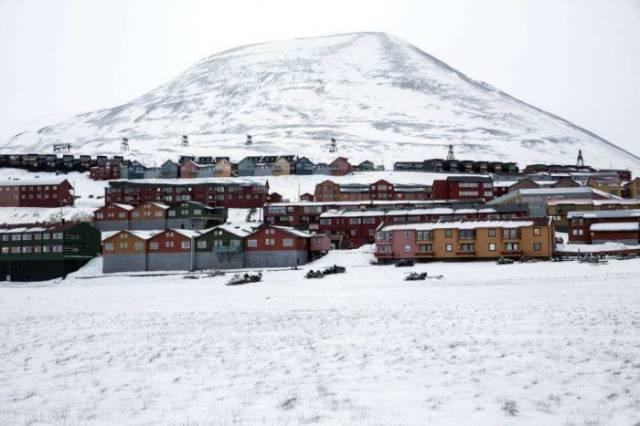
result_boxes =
[166,201,228,229]
[0,221,101,281]
[194,224,256,269]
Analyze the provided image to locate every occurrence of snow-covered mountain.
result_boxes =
[5,32,639,170]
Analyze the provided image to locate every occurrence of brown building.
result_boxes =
[567,209,640,244]
[375,218,554,262]
[546,198,640,230]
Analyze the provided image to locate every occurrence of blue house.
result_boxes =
[294,157,315,175]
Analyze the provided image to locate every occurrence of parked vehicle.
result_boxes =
[322,265,346,275]
[579,254,608,265]
[395,259,415,267]
[405,272,427,281]
[226,272,262,286]
[497,257,514,265]
[305,270,324,279]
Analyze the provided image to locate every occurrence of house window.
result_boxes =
[11,234,21,241]
[119,242,128,249]
[533,242,542,251]
[403,231,412,239]
[247,239,257,248]
[283,238,293,247]
[404,244,412,253]
[444,229,453,238]
[488,228,496,237]
[181,241,191,249]
[378,245,392,253]
[418,244,432,253]
[165,240,174,248]
[53,245,63,253]
[416,231,433,241]
[104,243,114,251]
[459,243,474,252]
[533,227,541,236]
[349,218,362,225]
[149,242,159,250]
[458,230,475,240]
[10,246,20,253]
[42,233,50,240]
[118,212,126,219]
[34,246,41,253]
[52,233,63,240]
[197,240,207,249]
[445,244,453,252]
[22,234,32,241]
[42,246,50,253]
[488,243,496,251]
[502,229,520,239]
[22,246,32,253]
[1,235,7,241]
[97,213,104,219]
[504,242,520,251]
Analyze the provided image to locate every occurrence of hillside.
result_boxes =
[5,32,639,171]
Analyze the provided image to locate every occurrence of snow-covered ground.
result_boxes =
[2,247,640,425]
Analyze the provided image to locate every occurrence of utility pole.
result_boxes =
[576,149,584,167]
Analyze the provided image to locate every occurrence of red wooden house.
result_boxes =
[0,178,74,207]
[244,225,328,267]
[329,157,352,176]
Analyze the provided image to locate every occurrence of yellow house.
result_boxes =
[214,158,232,177]
[272,157,292,176]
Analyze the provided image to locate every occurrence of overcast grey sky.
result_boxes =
[1,0,639,154]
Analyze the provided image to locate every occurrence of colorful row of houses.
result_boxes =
[101,224,331,273]
[92,201,227,231]
[89,155,380,180]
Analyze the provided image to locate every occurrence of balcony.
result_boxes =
[501,250,523,256]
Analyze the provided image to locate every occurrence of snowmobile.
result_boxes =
[497,256,515,265]
[305,270,324,279]
[226,272,262,286]
[322,265,346,275]
[404,272,428,281]
[395,259,415,267]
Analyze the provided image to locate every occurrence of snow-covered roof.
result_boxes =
[590,222,640,232]
[567,209,640,219]
[489,186,620,205]
[380,220,535,232]
[0,177,69,186]
[546,198,640,206]
[169,229,203,239]
[102,230,162,241]
[271,225,314,238]
[111,177,268,186]
[211,223,258,238]
[319,207,500,218]
[112,203,135,211]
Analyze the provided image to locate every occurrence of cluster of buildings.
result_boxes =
[101,224,330,273]
[88,155,382,181]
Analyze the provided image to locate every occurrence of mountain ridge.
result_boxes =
[5,31,639,171]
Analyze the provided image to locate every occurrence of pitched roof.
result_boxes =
[567,209,640,219]
[590,222,640,232]
[0,176,70,186]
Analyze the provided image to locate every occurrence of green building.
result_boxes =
[0,221,101,281]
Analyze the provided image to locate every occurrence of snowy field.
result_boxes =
[2,247,640,425]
